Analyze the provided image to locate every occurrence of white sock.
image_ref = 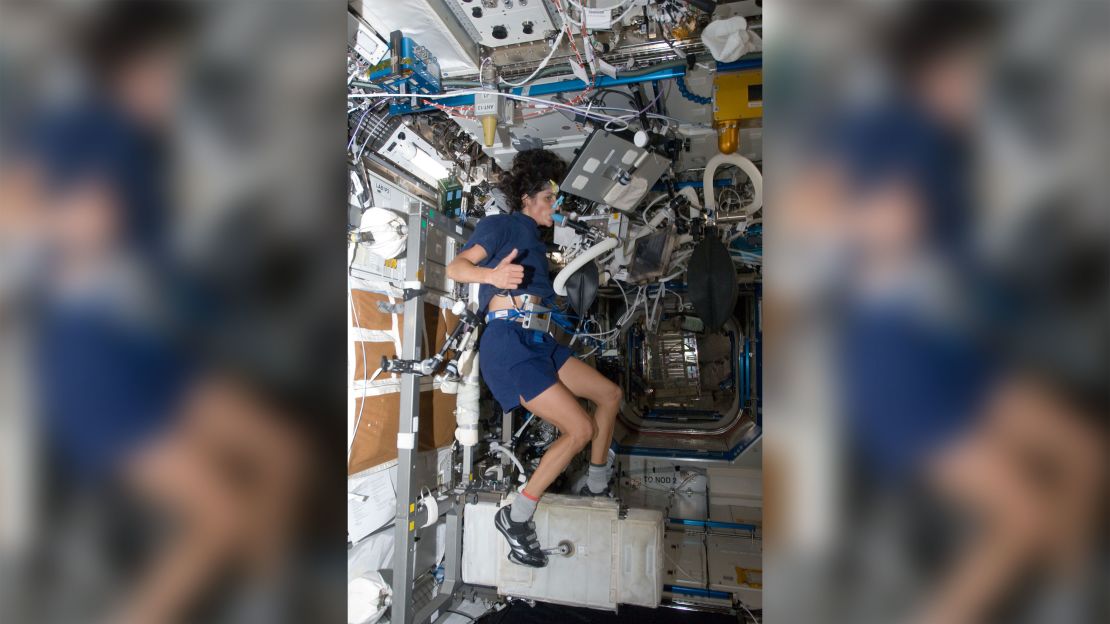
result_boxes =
[586,462,609,493]
[510,491,539,523]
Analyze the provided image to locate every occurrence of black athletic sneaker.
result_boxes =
[494,506,548,568]
[578,484,613,497]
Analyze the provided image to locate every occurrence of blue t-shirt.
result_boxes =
[21,97,189,483]
[818,94,972,259]
[461,211,555,312]
[821,96,994,481]
[24,96,170,263]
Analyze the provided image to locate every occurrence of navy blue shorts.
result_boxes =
[479,319,573,412]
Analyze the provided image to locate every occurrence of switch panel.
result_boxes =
[445,0,559,46]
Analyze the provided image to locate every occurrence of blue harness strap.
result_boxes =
[485,310,549,342]
[485,309,525,323]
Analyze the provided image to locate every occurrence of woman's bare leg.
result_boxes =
[116,435,242,624]
[114,379,309,622]
[556,358,623,465]
[518,381,595,498]
[918,434,1045,624]
[980,379,1105,575]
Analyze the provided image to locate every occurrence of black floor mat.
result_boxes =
[476,601,740,623]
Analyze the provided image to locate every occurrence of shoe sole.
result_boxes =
[507,551,546,568]
[495,509,547,568]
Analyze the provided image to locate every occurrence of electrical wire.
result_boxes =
[347,90,625,127]
[660,28,687,59]
[602,117,631,132]
[650,282,665,329]
[347,107,374,153]
[354,103,392,160]
[561,0,639,28]
[479,56,494,89]
[347,99,388,153]
[522,87,595,121]
[499,29,566,87]
[347,281,369,461]
[667,285,684,310]
[564,0,635,13]
[550,0,586,66]
[718,187,743,214]
[351,59,696,129]
[584,104,714,130]
[568,281,647,356]
[595,87,638,108]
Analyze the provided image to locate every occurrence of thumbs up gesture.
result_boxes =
[488,248,524,289]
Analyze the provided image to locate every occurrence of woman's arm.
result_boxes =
[447,244,524,289]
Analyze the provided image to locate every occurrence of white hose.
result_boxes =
[553,237,619,296]
[489,442,527,484]
[454,353,480,447]
[635,207,671,238]
[639,193,670,225]
[703,153,762,223]
[661,267,686,283]
[661,249,694,283]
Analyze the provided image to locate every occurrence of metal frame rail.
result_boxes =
[389,201,476,624]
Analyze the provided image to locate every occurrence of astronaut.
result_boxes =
[446,149,623,567]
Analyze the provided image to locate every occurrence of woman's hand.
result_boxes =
[487,248,523,289]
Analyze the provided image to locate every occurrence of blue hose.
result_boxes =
[676,76,712,105]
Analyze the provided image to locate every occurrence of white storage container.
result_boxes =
[462,494,664,610]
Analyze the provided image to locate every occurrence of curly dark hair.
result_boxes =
[497,149,568,213]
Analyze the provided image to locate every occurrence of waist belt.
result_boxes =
[485,306,552,333]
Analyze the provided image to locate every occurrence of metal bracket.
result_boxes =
[375,286,428,315]
[403,286,428,301]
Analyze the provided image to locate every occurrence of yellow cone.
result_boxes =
[481,115,497,147]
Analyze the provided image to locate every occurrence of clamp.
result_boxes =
[380,305,481,377]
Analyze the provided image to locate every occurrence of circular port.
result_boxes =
[491,25,508,40]
[522,20,534,35]
[472,7,482,17]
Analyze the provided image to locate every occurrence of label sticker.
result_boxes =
[585,8,611,30]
